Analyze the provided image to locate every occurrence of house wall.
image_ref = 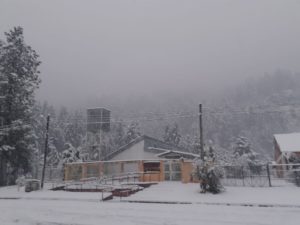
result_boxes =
[64,163,83,180]
[181,161,194,183]
[65,160,165,182]
[64,160,195,183]
[65,160,149,180]
[274,138,285,178]
[274,139,283,164]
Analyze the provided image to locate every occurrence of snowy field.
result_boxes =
[0,185,111,202]
[1,198,299,225]
[1,182,300,225]
[125,182,300,206]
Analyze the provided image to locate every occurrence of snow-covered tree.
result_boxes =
[46,138,61,167]
[62,143,81,164]
[112,122,126,147]
[0,27,41,185]
[194,145,224,194]
[163,123,181,146]
[232,136,262,174]
[180,134,200,153]
[124,122,141,144]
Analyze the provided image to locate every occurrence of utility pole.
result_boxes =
[199,104,204,160]
[98,110,102,161]
[41,115,50,189]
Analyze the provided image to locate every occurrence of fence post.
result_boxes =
[266,164,272,187]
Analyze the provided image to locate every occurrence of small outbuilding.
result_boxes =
[274,133,300,164]
[274,132,300,177]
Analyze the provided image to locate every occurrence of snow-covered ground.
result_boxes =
[1,198,299,225]
[1,182,300,225]
[125,182,300,206]
[0,184,111,201]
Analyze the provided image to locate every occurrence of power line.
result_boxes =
[1,104,299,131]
[60,106,300,124]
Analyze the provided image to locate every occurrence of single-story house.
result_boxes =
[64,135,199,183]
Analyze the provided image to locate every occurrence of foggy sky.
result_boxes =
[1,0,300,107]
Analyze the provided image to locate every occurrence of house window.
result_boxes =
[143,162,160,172]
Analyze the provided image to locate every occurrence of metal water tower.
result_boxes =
[86,108,110,133]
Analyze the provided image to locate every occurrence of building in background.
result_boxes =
[274,133,300,177]
[274,133,300,164]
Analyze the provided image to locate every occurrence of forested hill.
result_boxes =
[202,70,300,158]
[34,70,300,165]
[129,70,300,159]
[229,70,300,107]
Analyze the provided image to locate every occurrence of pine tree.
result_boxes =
[63,110,85,148]
[62,143,81,164]
[163,123,181,146]
[124,122,141,144]
[113,122,126,147]
[0,27,41,185]
[232,136,262,174]
[195,146,223,194]
[180,134,200,153]
[46,138,61,167]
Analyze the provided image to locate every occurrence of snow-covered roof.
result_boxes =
[105,135,180,160]
[274,133,300,153]
[86,107,110,111]
[151,148,199,159]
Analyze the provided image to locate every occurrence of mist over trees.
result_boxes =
[1,27,300,186]
[31,70,300,168]
[78,70,300,162]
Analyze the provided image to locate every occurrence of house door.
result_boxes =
[164,161,181,181]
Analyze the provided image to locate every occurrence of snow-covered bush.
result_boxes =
[194,146,224,194]
[15,175,26,187]
[62,143,81,164]
[232,136,264,175]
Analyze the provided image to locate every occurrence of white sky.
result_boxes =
[1,0,300,106]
